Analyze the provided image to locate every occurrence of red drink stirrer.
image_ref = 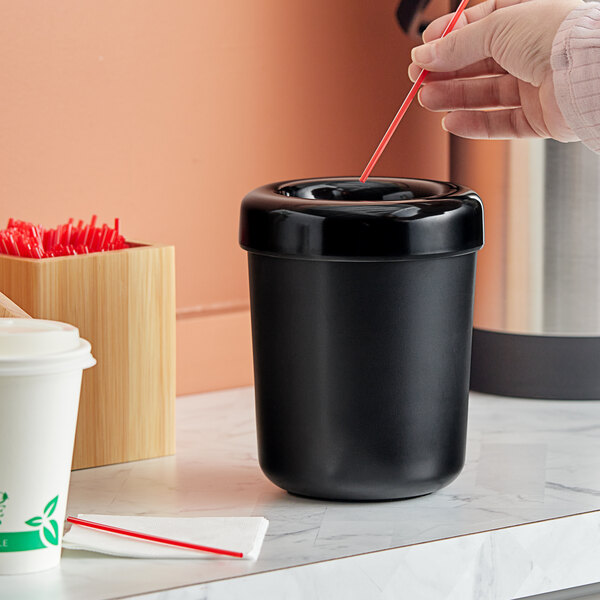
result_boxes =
[66,516,244,558]
[359,0,470,183]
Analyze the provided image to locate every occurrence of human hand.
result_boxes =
[408,0,584,140]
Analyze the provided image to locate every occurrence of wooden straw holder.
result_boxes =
[0,243,176,469]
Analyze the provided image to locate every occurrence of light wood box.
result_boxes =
[0,243,176,469]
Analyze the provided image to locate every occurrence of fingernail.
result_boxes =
[411,43,435,65]
[417,88,424,106]
[441,116,448,132]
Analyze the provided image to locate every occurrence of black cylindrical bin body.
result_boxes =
[240,178,484,501]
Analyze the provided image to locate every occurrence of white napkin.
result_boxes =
[62,514,269,560]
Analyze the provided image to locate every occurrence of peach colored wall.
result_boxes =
[0,1,449,394]
[451,139,508,330]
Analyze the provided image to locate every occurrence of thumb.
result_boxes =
[411,19,492,73]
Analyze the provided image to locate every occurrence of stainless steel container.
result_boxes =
[397,0,600,398]
[452,138,600,399]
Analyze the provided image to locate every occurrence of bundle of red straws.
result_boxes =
[0,216,129,258]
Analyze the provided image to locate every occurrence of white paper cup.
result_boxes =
[0,319,95,575]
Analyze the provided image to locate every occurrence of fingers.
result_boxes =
[422,0,526,42]
[413,0,538,73]
[418,74,521,111]
[411,18,494,73]
[408,57,506,82]
[421,12,468,43]
[442,108,542,139]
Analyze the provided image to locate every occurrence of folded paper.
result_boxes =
[62,514,269,560]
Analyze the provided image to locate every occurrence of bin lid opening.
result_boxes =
[278,180,415,202]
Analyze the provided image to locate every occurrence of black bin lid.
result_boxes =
[239,177,484,261]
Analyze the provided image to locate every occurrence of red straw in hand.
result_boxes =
[66,516,244,558]
[359,0,470,183]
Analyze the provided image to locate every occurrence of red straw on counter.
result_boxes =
[0,216,129,258]
[66,516,244,558]
[359,0,470,182]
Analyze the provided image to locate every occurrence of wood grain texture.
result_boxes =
[0,244,176,469]
[0,290,31,318]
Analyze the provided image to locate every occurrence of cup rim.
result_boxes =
[0,339,96,376]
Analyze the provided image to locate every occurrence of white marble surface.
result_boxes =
[132,510,600,600]
[3,387,600,599]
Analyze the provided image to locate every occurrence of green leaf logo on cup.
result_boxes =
[0,495,60,552]
[0,492,7,525]
[24,496,60,546]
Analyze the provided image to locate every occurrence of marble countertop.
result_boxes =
[4,387,600,599]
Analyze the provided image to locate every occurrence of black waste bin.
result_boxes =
[239,177,484,501]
